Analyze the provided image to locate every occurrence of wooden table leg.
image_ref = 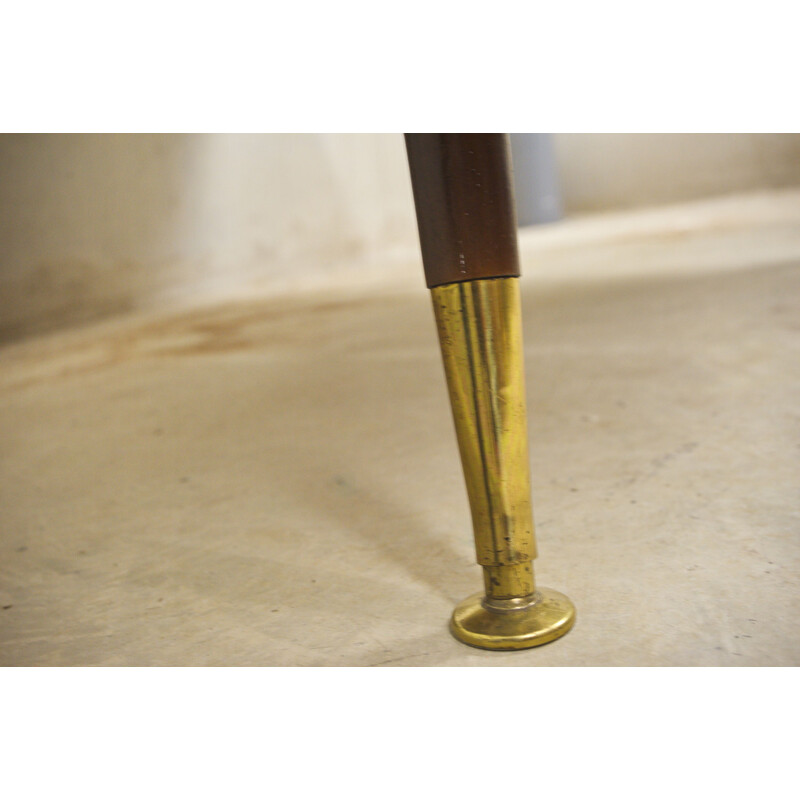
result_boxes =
[405,133,575,650]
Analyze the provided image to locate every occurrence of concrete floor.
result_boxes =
[2,192,799,666]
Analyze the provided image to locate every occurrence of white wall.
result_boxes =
[0,134,418,340]
[2,133,799,341]
[554,133,800,212]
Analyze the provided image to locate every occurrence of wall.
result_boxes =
[554,133,800,212]
[2,133,799,341]
[0,134,418,340]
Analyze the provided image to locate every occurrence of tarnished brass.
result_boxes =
[451,588,576,650]
[432,277,575,650]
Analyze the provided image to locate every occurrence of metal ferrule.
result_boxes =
[431,276,537,600]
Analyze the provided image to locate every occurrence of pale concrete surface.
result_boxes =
[1,192,799,666]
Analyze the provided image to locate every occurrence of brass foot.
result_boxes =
[450,588,576,651]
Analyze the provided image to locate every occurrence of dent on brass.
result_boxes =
[406,133,575,650]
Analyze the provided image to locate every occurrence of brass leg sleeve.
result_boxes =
[432,276,575,649]
[432,277,536,601]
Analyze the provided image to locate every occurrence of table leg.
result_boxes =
[405,133,575,649]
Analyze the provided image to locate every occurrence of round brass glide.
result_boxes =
[450,588,576,651]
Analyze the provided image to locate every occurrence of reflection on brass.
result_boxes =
[432,277,575,650]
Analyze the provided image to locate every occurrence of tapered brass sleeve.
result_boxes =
[431,277,537,599]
